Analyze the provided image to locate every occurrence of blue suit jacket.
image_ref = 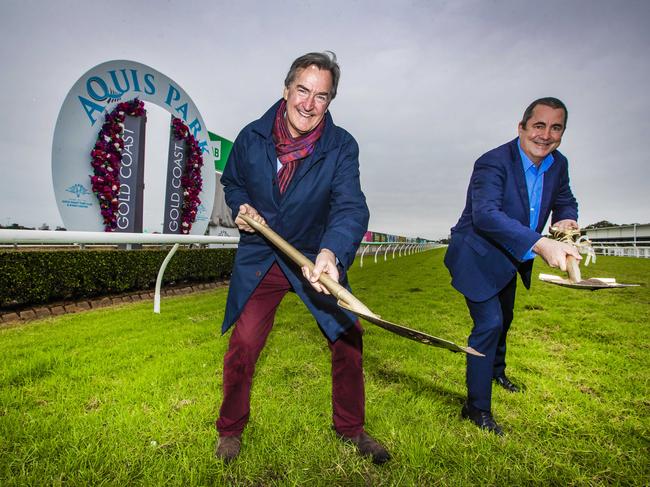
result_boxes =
[444,138,578,302]
[220,100,369,341]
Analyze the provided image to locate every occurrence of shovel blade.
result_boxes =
[539,273,639,290]
[338,301,483,357]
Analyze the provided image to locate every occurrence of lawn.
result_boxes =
[1,249,648,486]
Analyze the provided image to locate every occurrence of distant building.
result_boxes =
[585,223,650,247]
[207,176,238,247]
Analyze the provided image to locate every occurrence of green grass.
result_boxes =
[1,249,648,486]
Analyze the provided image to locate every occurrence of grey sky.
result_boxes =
[1,0,648,239]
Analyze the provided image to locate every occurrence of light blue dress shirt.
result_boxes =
[518,139,555,260]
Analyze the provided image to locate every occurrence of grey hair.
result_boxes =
[284,51,341,99]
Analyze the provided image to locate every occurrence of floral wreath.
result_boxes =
[90,98,145,231]
[90,100,203,233]
[170,116,204,234]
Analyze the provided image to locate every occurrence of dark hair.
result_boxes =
[284,51,340,100]
[520,97,568,129]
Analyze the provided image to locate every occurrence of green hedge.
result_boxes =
[0,247,235,309]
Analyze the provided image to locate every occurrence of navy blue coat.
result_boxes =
[220,100,369,341]
[444,138,578,302]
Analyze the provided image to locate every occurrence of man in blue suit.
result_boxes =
[444,97,581,435]
[214,52,390,464]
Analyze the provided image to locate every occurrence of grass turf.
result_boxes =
[1,249,648,485]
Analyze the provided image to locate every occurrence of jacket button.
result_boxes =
[255,271,261,277]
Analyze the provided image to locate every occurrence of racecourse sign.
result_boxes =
[52,60,215,233]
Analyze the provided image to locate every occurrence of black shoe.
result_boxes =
[494,375,521,393]
[461,402,503,436]
[338,431,391,464]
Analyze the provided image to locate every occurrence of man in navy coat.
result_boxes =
[214,52,389,464]
[444,97,582,435]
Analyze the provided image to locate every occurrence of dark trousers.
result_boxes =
[216,262,365,437]
[465,276,517,412]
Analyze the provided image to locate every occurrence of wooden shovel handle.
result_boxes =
[238,213,377,317]
[566,255,582,284]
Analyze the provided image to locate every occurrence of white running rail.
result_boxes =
[357,242,441,267]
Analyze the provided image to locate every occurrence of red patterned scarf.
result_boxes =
[272,99,326,193]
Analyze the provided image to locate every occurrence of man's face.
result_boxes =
[283,65,332,138]
[518,104,566,164]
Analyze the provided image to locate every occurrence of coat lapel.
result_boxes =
[510,140,530,224]
[250,100,284,207]
[265,139,282,204]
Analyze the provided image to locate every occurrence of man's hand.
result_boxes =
[302,248,338,294]
[551,219,579,233]
[533,237,582,271]
[235,204,266,233]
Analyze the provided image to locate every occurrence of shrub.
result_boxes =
[0,247,235,309]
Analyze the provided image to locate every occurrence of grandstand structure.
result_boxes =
[362,230,431,244]
[586,223,650,258]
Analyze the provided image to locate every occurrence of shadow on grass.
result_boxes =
[364,354,465,407]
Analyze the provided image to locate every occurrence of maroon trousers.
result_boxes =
[216,262,365,437]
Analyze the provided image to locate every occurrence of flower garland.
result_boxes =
[89,99,145,231]
[170,116,204,234]
[89,101,203,233]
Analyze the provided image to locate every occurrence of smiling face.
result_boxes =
[282,65,332,138]
[518,104,567,164]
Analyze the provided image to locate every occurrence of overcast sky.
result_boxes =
[1,0,648,239]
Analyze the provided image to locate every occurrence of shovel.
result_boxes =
[239,214,483,357]
[539,256,639,290]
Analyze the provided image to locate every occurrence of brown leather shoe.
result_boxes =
[215,435,241,462]
[339,431,391,464]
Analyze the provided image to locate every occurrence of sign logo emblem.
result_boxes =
[65,183,91,198]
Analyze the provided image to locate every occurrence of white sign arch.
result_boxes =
[52,60,215,233]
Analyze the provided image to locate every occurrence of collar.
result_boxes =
[517,138,555,174]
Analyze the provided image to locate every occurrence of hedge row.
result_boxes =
[0,247,235,309]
